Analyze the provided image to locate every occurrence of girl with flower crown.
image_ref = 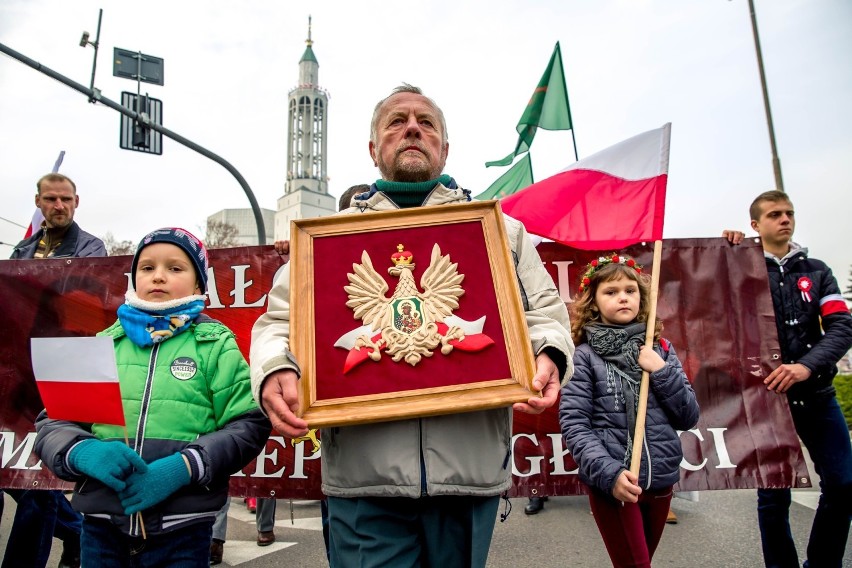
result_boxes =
[558,254,699,568]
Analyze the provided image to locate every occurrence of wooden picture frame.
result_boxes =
[289,200,536,428]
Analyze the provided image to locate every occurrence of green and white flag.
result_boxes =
[474,153,533,200]
[486,42,573,167]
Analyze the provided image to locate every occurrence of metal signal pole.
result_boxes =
[748,0,785,193]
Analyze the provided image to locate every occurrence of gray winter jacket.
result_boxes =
[250,182,574,498]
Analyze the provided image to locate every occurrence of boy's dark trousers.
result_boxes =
[80,516,214,568]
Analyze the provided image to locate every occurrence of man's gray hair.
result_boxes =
[370,83,448,145]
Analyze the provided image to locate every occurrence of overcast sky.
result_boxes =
[1,0,850,285]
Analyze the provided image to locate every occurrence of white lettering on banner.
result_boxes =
[706,428,736,468]
[514,427,737,476]
[0,431,42,470]
[549,260,575,303]
[239,436,321,479]
[0,427,737,481]
[206,267,225,309]
[678,428,737,471]
[249,436,289,477]
[230,265,266,308]
[512,433,579,477]
[291,437,321,479]
[512,433,544,477]
[546,433,576,475]
[679,429,708,471]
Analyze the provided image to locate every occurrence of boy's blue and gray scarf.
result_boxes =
[117,291,206,347]
[584,321,646,466]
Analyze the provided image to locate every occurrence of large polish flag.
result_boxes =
[501,123,671,250]
[31,337,126,426]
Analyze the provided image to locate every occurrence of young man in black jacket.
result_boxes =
[725,190,852,568]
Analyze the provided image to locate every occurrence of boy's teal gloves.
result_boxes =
[68,439,148,492]
[119,452,191,515]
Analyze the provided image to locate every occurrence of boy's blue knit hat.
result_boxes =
[130,227,209,294]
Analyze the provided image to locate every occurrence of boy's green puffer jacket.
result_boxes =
[35,315,270,536]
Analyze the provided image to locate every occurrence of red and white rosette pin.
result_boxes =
[797,276,813,302]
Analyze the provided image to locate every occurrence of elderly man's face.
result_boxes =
[369,92,448,183]
[35,179,79,229]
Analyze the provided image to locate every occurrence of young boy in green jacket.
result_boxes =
[35,227,270,567]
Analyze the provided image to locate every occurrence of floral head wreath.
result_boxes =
[578,253,642,293]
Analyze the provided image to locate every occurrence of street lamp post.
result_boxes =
[748,0,785,193]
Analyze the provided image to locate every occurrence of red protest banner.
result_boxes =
[514,239,810,496]
[0,239,810,498]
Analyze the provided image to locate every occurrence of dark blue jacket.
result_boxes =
[10,221,106,259]
[559,341,699,495]
[764,245,852,399]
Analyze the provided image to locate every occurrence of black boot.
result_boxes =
[58,535,81,568]
[210,539,224,565]
[524,496,548,515]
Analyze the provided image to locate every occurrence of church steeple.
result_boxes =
[286,15,328,193]
[275,15,335,240]
[299,16,318,69]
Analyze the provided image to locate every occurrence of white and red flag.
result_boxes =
[24,150,65,238]
[501,123,671,250]
[23,209,45,240]
[30,336,125,426]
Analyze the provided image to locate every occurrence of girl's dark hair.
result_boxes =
[570,262,662,345]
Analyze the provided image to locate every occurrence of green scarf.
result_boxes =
[375,174,453,208]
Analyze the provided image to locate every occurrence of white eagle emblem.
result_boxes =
[344,243,467,367]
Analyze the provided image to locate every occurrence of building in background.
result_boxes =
[206,208,275,247]
[207,17,335,246]
[275,16,335,240]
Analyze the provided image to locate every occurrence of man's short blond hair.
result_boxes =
[36,173,77,195]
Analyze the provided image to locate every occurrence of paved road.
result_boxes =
[3,441,850,567]
[2,487,851,567]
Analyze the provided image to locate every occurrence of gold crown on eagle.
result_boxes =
[391,244,414,266]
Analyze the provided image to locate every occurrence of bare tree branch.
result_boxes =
[102,232,135,256]
[204,219,240,249]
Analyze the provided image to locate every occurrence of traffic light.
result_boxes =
[119,92,163,154]
[132,95,150,148]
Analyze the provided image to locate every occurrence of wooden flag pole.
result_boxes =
[629,240,663,477]
[123,426,147,539]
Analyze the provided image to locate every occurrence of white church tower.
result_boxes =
[275,17,336,240]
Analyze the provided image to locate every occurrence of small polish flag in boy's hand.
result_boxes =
[31,337,126,426]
